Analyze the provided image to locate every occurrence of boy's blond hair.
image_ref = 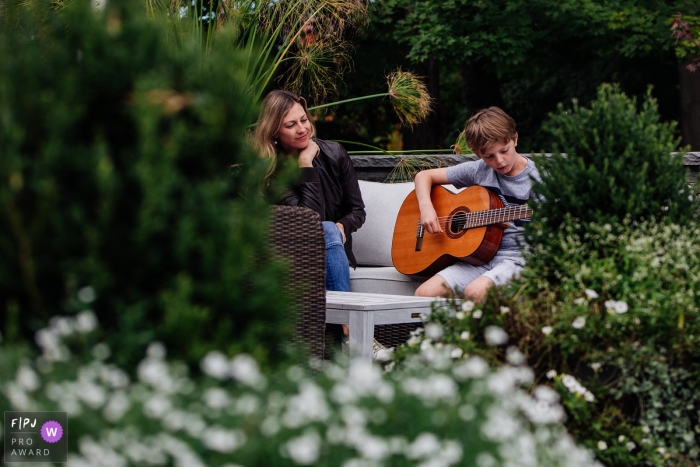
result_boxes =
[464,107,517,156]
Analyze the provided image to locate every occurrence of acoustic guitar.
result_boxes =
[391,185,532,276]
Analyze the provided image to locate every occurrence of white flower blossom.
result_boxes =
[484,326,508,346]
[285,430,321,465]
[597,441,607,450]
[541,326,553,336]
[472,309,483,319]
[572,317,586,329]
[450,348,464,359]
[202,427,246,453]
[500,306,510,314]
[75,310,98,333]
[230,354,267,389]
[461,300,475,312]
[614,301,629,314]
[589,362,601,371]
[574,297,586,305]
[546,370,557,379]
[200,351,229,380]
[425,323,444,340]
[626,441,636,451]
[460,331,470,340]
[77,286,97,303]
[585,289,599,299]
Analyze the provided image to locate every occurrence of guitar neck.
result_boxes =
[464,205,533,229]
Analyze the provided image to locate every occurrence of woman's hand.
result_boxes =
[298,140,319,167]
[335,222,346,243]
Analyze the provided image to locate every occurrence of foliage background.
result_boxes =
[0,0,293,369]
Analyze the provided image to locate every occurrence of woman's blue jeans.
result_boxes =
[322,221,350,292]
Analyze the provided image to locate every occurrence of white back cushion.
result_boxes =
[354,181,415,267]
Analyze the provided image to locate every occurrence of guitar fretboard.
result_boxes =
[463,205,533,230]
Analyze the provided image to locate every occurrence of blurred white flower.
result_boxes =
[589,362,601,371]
[584,392,595,402]
[230,354,266,389]
[533,385,560,403]
[541,326,553,336]
[143,395,171,419]
[200,351,229,380]
[285,430,321,465]
[91,343,111,361]
[458,405,476,421]
[597,441,607,450]
[450,348,464,359]
[103,391,130,422]
[484,326,508,346]
[472,310,483,319]
[452,357,489,381]
[585,289,599,299]
[574,297,586,305]
[77,286,97,303]
[203,388,230,410]
[50,316,76,336]
[35,329,60,352]
[146,342,167,359]
[460,331,470,340]
[614,301,629,314]
[505,347,526,366]
[16,365,40,392]
[500,306,510,314]
[375,348,394,362]
[572,317,586,329]
[405,432,441,459]
[461,300,475,312]
[476,452,497,467]
[202,427,246,453]
[546,370,557,379]
[425,323,444,340]
[626,441,636,451]
[75,310,98,333]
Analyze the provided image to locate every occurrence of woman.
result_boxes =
[254,90,366,298]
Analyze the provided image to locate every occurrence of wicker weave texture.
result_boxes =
[375,323,423,349]
[269,205,326,360]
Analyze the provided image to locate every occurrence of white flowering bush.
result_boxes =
[394,218,700,467]
[0,316,601,467]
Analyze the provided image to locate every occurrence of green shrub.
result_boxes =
[527,83,698,280]
[0,315,602,467]
[0,0,292,367]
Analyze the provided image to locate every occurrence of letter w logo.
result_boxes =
[46,428,58,437]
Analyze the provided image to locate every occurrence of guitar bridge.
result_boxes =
[415,220,424,251]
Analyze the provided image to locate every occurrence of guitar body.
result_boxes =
[391,186,505,276]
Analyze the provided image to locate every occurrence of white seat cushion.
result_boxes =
[350,266,423,296]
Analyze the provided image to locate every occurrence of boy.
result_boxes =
[414,107,541,302]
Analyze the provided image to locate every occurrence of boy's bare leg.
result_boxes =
[415,274,454,297]
[464,276,494,304]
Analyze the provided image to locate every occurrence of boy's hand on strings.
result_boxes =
[420,205,443,234]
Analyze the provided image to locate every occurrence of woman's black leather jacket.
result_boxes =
[279,138,366,267]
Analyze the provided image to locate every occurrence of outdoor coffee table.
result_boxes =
[325,291,436,360]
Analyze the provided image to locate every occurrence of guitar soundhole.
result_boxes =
[446,206,469,239]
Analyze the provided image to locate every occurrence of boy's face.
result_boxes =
[477,136,520,176]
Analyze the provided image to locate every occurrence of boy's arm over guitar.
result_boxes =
[414,168,450,234]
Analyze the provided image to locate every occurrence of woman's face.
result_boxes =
[275,102,312,154]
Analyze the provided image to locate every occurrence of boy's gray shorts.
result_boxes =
[436,249,525,293]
